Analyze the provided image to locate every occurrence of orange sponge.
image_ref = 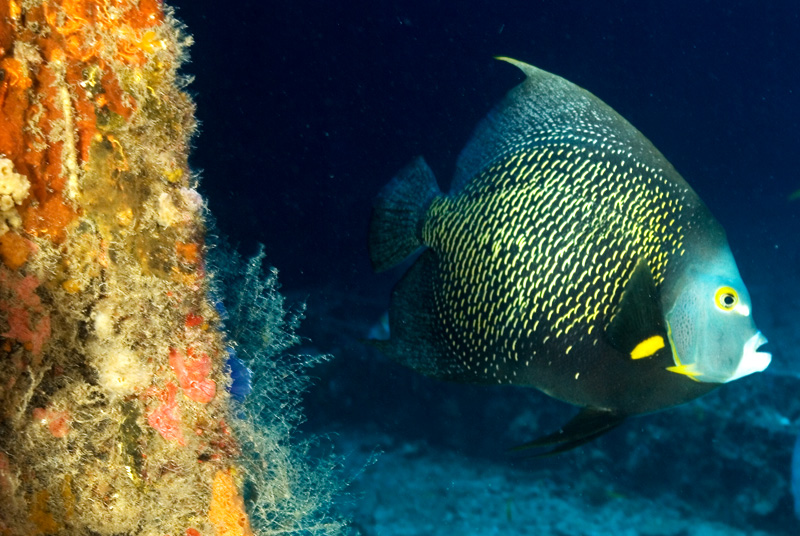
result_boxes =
[209,470,254,536]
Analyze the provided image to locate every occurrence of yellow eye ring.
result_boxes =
[714,286,738,311]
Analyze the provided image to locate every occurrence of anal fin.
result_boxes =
[509,408,626,456]
[373,250,466,381]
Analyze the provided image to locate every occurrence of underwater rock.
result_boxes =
[0,1,346,535]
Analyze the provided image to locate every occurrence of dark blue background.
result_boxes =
[168,4,800,530]
[168,0,800,437]
[171,0,798,297]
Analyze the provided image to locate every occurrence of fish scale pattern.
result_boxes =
[424,129,694,384]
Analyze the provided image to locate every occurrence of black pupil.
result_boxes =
[722,294,735,307]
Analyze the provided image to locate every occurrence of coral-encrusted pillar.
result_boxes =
[0,1,251,534]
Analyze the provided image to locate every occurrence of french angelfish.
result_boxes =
[368,58,771,454]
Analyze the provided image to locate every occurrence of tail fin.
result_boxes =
[368,157,441,272]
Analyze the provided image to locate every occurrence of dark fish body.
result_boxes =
[369,58,770,451]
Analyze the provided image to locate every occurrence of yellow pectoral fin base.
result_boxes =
[666,363,703,381]
[629,335,665,360]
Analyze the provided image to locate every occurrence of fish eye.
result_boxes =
[714,286,738,311]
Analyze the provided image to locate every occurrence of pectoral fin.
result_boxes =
[606,258,672,363]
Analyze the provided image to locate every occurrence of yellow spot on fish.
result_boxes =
[630,336,665,360]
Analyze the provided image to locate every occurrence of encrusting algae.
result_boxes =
[0,1,346,535]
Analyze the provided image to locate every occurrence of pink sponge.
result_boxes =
[0,273,51,357]
[169,347,217,404]
[147,382,186,446]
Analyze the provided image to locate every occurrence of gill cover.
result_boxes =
[665,249,770,383]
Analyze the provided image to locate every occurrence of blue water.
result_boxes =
[175,1,800,533]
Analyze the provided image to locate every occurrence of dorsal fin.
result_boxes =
[451,57,671,193]
[369,157,441,272]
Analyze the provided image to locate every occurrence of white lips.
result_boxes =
[727,331,771,382]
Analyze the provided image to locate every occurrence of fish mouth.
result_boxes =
[727,331,771,382]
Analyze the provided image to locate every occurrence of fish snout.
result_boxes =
[727,331,771,382]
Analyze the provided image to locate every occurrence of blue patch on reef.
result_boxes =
[226,347,253,401]
[214,299,229,322]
